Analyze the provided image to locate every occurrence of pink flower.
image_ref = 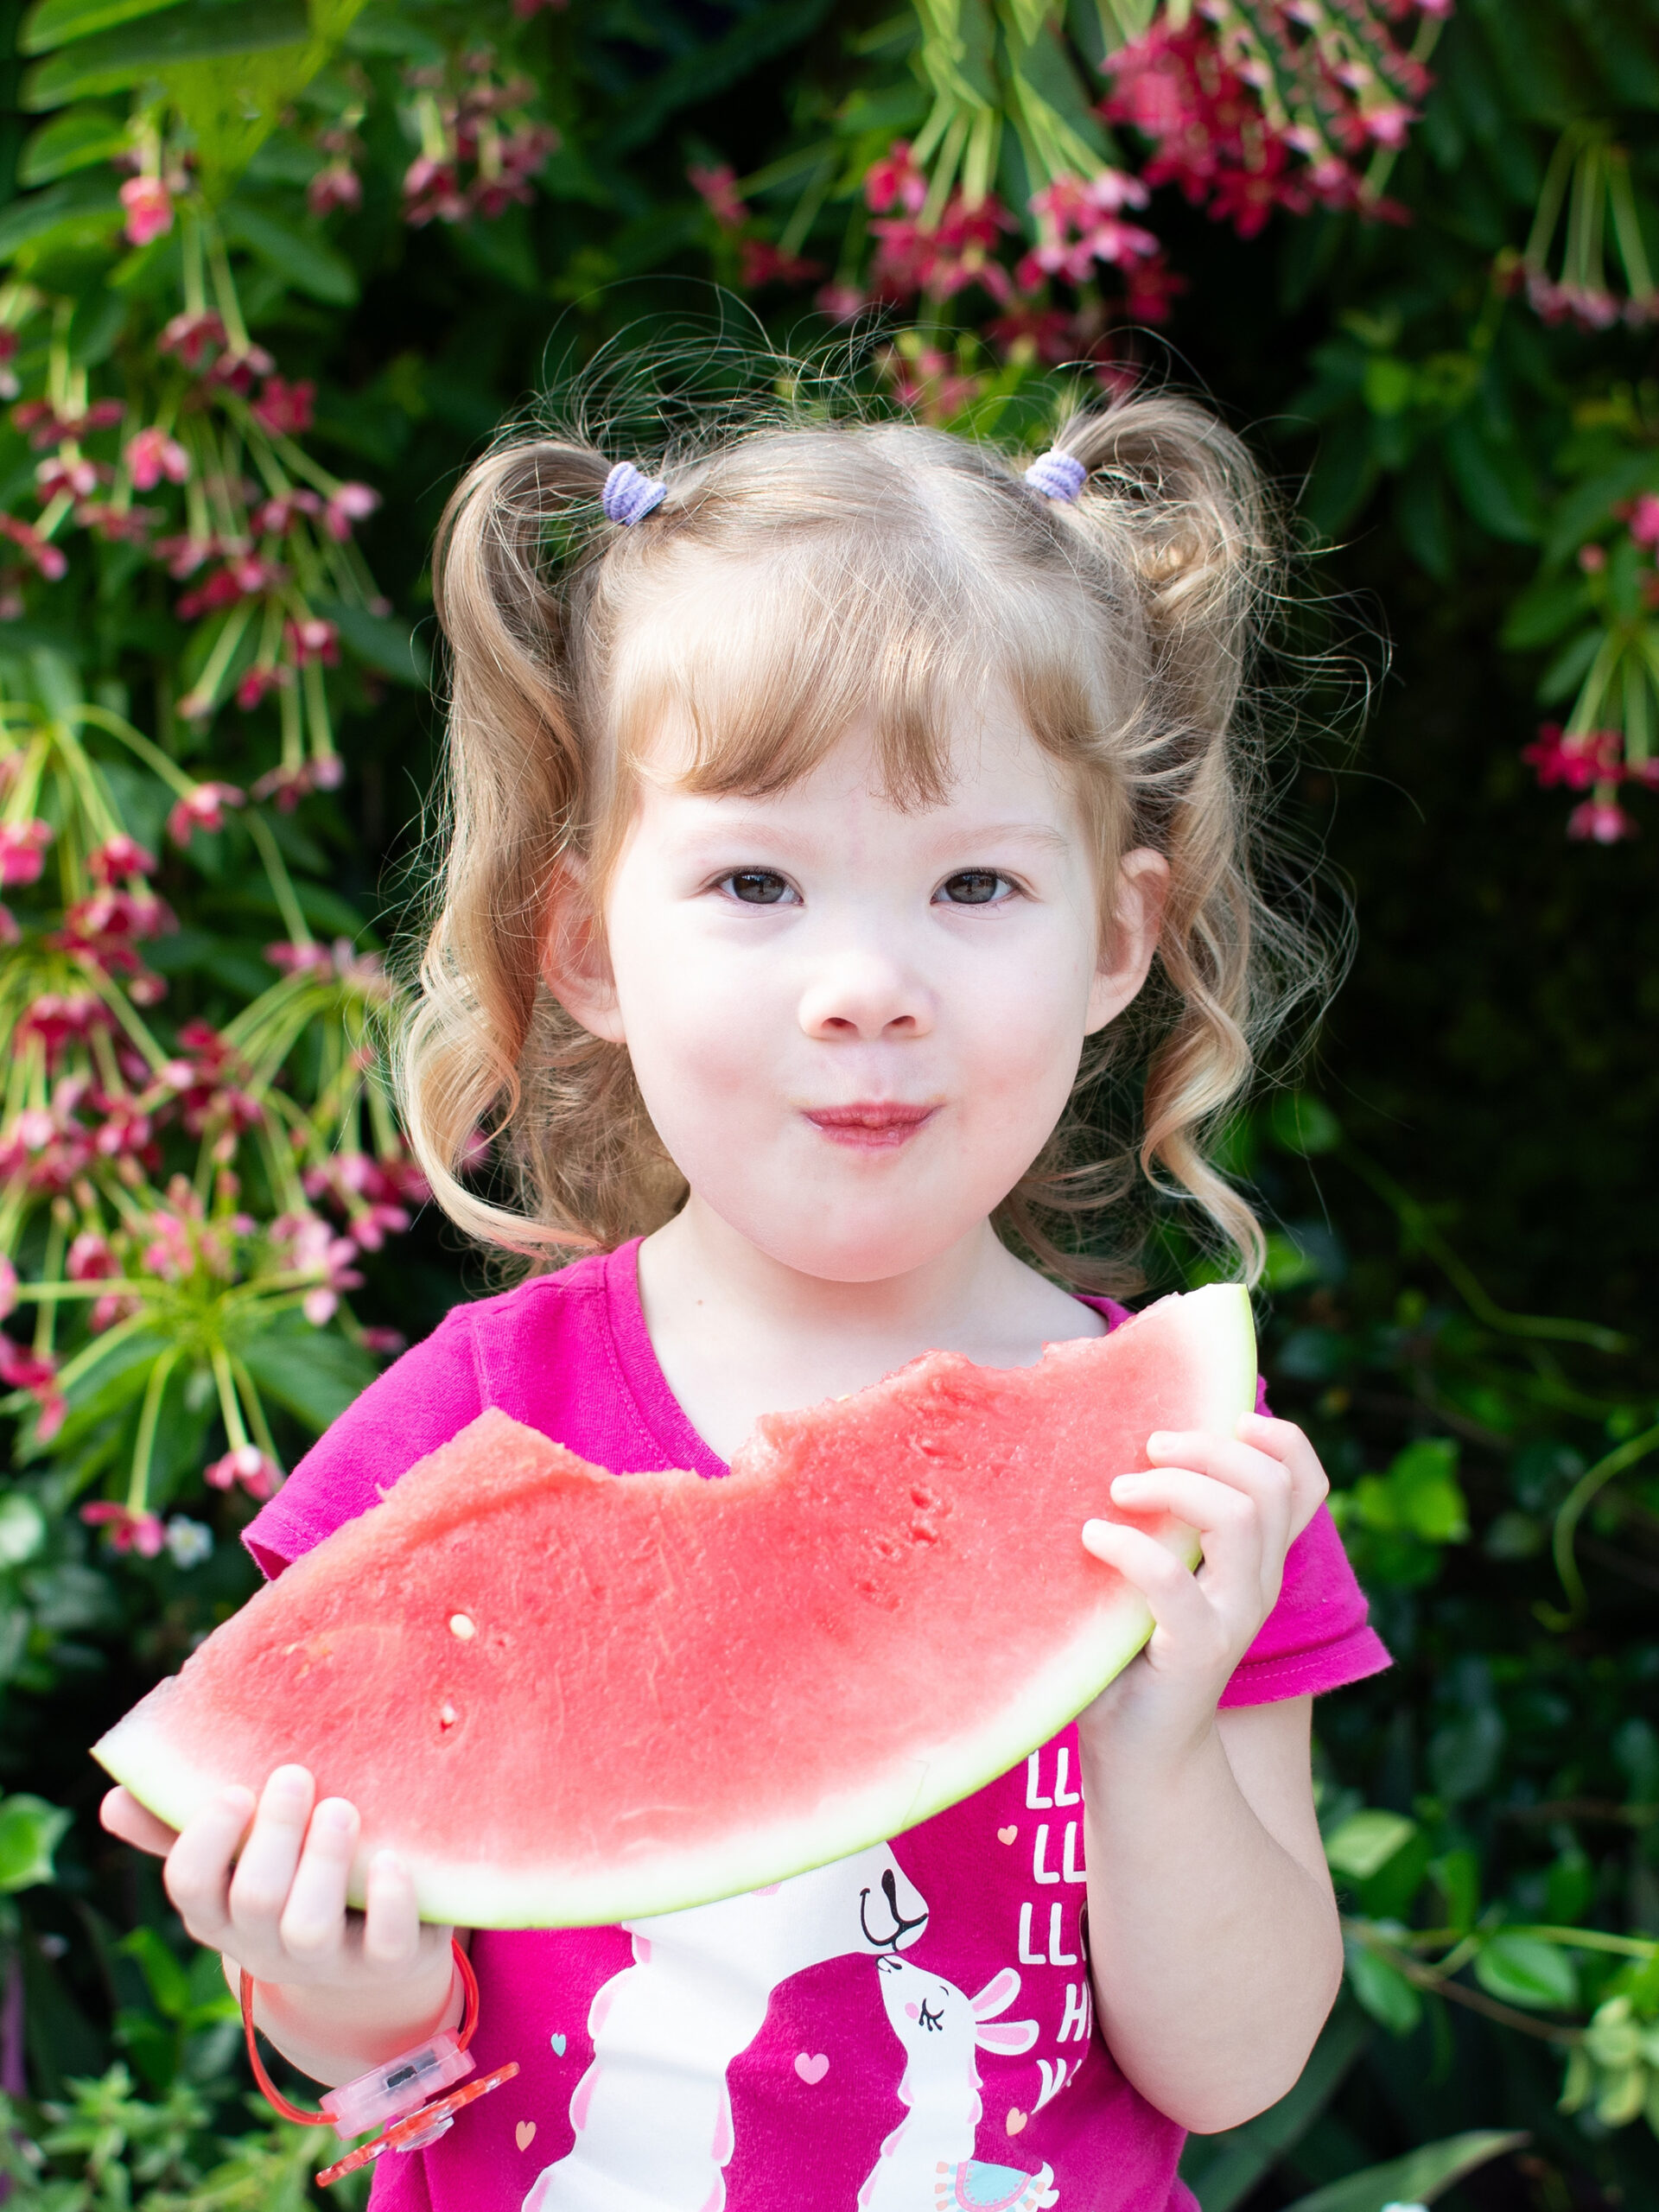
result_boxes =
[285,616,339,666]
[1523,724,1621,792]
[236,664,289,711]
[80,1502,167,1555]
[265,940,333,976]
[157,311,226,370]
[0,1256,15,1320]
[90,834,156,884]
[308,162,362,217]
[1567,795,1638,842]
[322,482,380,541]
[1629,493,1659,550]
[0,513,66,581]
[124,426,190,491]
[865,142,927,217]
[250,377,315,437]
[0,819,53,885]
[36,451,102,501]
[360,1326,407,1356]
[689,162,747,230]
[204,1445,281,1500]
[166,781,244,847]
[118,176,174,247]
[67,1230,116,1281]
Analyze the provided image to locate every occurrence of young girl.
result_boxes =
[103,389,1388,2212]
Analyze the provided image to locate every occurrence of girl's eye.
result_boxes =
[936,870,1009,906]
[721,869,797,906]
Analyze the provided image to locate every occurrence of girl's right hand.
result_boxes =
[101,1767,454,1999]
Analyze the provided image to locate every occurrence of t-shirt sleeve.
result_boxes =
[1217,1373,1390,1707]
[241,1309,482,1580]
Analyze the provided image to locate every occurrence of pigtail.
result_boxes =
[1015,396,1304,1283]
[397,437,678,1258]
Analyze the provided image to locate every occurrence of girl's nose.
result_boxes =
[798,952,935,1042]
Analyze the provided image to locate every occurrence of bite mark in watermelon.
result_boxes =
[92,1284,1255,1929]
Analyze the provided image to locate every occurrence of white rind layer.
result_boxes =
[94,1282,1256,1929]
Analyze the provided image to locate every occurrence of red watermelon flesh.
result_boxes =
[92,1283,1255,1929]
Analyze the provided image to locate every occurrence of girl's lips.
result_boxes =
[803,1102,938,1152]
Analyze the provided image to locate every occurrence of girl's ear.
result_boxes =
[1084,847,1170,1036]
[541,858,626,1044]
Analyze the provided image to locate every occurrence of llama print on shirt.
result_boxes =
[521,1843,931,2212]
[857,1957,1057,2212]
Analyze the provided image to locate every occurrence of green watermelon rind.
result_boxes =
[94,1282,1256,1929]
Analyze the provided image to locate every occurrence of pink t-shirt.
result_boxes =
[245,1241,1388,2212]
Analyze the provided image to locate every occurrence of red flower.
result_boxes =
[865,142,928,217]
[737,240,823,290]
[251,377,315,437]
[81,1502,166,1554]
[90,834,157,885]
[158,311,227,370]
[0,514,67,582]
[285,615,339,666]
[204,1445,281,1500]
[236,664,289,711]
[1567,795,1638,842]
[0,819,53,886]
[166,781,245,846]
[1629,493,1659,550]
[308,162,362,217]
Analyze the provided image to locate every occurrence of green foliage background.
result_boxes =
[0,2,1656,2206]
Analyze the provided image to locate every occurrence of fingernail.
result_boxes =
[315,1799,354,1835]
[1147,1432,1172,1454]
[220,1785,255,1815]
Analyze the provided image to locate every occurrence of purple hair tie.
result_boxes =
[1024,449,1087,504]
[602,460,667,525]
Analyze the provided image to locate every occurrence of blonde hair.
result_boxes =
[397,382,1327,1293]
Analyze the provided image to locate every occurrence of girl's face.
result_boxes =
[550,697,1166,1284]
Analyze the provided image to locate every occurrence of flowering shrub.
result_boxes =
[0,2,1649,2204]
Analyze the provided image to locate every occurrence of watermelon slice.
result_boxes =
[93,1284,1255,1929]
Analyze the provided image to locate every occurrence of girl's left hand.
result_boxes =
[1079,1412,1329,1732]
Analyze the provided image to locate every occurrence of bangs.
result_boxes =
[600,531,1114,830]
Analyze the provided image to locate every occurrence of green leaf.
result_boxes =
[219,199,357,303]
[22,0,308,107]
[607,0,837,153]
[17,105,130,183]
[20,0,182,53]
[1442,416,1539,544]
[237,1316,376,1432]
[1280,2131,1527,2212]
[1542,451,1659,567]
[1388,1439,1469,1543]
[0,1793,70,1892]
[1538,625,1601,705]
[1268,1092,1341,1156]
[318,599,430,687]
[1474,1932,1579,2011]
[118,1924,192,2020]
[0,1494,46,1567]
[1325,1810,1418,1882]
[1502,574,1589,652]
[1344,1945,1422,2036]
[0,171,121,257]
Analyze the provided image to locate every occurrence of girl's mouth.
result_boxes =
[803,1102,938,1152]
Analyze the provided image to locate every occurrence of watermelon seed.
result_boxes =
[448,1614,476,1640]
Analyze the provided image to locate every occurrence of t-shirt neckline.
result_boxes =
[598,1234,1117,1481]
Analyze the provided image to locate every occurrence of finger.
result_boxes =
[1235,1412,1329,1539]
[1144,1432,1294,1560]
[1080,1520,1224,1656]
[360,1850,429,1978]
[276,1797,359,1966]
[1109,1469,1275,1625]
[227,1766,315,1950]
[162,1784,256,1946]
[1111,1466,1262,1551]
[101,1787,178,1859]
